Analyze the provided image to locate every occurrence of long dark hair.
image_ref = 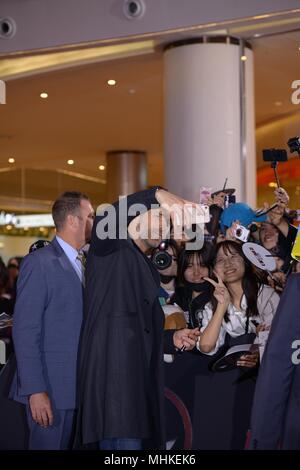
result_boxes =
[211,241,261,328]
[177,242,215,287]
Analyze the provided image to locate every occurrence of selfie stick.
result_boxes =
[271,161,281,188]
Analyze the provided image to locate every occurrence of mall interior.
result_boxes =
[1,0,300,453]
[0,0,300,261]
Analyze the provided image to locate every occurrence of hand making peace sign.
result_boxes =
[203,273,230,308]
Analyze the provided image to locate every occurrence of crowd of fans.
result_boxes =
[0,184,299,449]
[152,186,297,337]
[148,185,299,448]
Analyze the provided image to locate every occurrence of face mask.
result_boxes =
[160,274,175,285]
[185,280,211,293]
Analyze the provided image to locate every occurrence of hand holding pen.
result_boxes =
[173,327,200,353]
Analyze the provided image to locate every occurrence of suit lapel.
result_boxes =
[51,237,83,289]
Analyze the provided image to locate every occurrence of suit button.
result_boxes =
[144,328,150,333]
[143,298,150,305]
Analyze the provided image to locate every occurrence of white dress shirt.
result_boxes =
[56,235,84,284]
[197,284,280,355]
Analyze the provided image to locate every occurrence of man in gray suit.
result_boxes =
[11,191,94,450]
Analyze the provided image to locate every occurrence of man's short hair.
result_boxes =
[52,191,89,231]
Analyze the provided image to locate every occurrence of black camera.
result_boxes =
[151,240,173,270]
[287,137,300,156]
[262,148,287,162]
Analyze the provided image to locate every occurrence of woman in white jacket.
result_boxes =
[198,240,280,364]
[194,240,280,450]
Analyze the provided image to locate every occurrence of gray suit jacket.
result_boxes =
[250,273,300,449]
[10,238,83,410]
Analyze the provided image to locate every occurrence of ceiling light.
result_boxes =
[6,225,12,230]
[107,79,116,86]
[241,55,247,61]
[40,92,48,99]
[275,101,282,106]
[67,159,74,165]
[254,34,261,38]
[268,182,277,188]
[98,165,105,171]
[8,158,15,163]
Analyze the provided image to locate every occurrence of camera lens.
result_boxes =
[152,251,172,270]
[236,229,242,237]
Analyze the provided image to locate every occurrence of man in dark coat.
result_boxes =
[74,187,201,450]
[250,273,300,449]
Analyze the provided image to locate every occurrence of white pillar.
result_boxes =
[164,37,256,207]
[106,150,147,203]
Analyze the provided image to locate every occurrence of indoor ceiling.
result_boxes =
[1,17,300,211]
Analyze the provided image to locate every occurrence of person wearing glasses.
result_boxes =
[198,240,279,360]
[195,240,280,449]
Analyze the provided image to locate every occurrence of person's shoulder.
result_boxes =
[22,242,55,266]
[258,283,281,303]
[259,284,276,295]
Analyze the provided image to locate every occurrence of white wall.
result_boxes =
[0,235,51,264]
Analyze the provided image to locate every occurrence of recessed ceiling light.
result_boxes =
[8,157,15,163]
[98,165,105,171]
[241,55,247,61]
[129,88,136,94]
[275,101,282,106]
[67,159,74,165]
[107,79,116,86]
[40,92,48,99]
[268,182,277,188]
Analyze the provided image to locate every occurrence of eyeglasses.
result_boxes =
[215,253,243,267]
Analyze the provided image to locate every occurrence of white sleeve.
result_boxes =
[196,302,226,356]
[258,286,280,326]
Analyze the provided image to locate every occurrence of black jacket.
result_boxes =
[74,188,176,448]
[250,273,300,449]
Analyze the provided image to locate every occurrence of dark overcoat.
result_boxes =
[75,188,175,448]
[250,273,300,449]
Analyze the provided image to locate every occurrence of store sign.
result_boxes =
[14,214,54,228]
